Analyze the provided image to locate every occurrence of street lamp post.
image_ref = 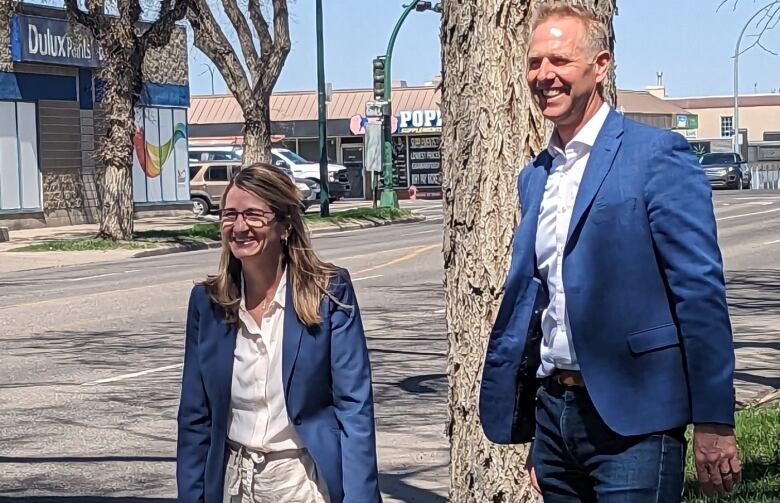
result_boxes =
[733,1,780,153]
[316,0,330,217]
[378,1,440,208]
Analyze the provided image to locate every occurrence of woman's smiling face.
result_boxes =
[220,186,287,263]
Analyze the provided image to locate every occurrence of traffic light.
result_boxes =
[372,57,386,101]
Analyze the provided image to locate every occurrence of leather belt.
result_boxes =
[550,369,585,387]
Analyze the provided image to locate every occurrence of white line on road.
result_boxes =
[434,309,445,314]
[82,363,183,386]
[352,275,384,282]
[65,272,121,282]
[717,207,780,221]
[745,201,774,206]
[407,229,441,236]
[763,238,780,246]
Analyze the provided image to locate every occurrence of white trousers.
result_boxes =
[223,441,330,503]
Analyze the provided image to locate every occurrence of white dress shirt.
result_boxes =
[536,103,610,378]
[227,269,304,451]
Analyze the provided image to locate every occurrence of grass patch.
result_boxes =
[134,223,220,241]
[684,405,780,502]
[10,238,151,252]
[8,209,414,252]
[305,207,412,223]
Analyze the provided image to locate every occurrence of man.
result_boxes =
[479,5,741,502]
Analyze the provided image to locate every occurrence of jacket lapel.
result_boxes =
[566,109,624,247]
[210,315,237,424]
[282,270,304,393]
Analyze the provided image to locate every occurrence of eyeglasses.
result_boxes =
[219,208,276,227]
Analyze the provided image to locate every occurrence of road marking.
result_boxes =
[65,272,121,282]
[717,207,780,221]
[434,308,445,314]
[763,238,780,246]
[333,244,427,262]
[407,229,441,236]
[1,281,188,310]
[82,363,182,386]
[352,274,383,282]
[745,201,774,206]
[355,244,438,275]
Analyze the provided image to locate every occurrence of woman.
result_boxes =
[176,163,381,503]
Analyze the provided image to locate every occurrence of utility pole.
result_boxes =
[316,0,330,216]
[376,1,441,208]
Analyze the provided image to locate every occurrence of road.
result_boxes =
[1,192,778,502]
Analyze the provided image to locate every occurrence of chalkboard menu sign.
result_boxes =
[408,135,441,187]
[391,136,409,188]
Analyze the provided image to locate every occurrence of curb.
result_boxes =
[133,240,222,258]
[131,215,427,259]
[309,215,425,234]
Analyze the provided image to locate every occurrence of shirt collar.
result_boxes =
[239,267,287,313]
[547,102,611,157]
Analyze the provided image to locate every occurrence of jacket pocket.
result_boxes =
[627,323,680,354]
[590,197,637,224]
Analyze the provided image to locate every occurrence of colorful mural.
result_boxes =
[134,122,187,178]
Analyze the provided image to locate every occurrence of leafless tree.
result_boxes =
[440,0,616,500]
[718,0,780,57]
[187,0,290,164]
[63,0,191,240]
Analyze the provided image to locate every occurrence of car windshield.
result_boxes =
[700,153,737,165]
[276,149,312,164]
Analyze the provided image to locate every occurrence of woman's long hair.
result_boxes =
[201,163,336,326]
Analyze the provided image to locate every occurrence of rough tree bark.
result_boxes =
[64,0,191,240]
[187,0,290,165]
[440,1,616,501]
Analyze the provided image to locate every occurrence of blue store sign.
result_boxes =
[10,14,102,68]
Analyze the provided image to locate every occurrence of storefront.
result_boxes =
[0,4,191,230]
[188,85,445,201]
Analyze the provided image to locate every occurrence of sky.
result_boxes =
[188,0,780,98]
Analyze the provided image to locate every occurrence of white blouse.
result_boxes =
[227,270,304,451]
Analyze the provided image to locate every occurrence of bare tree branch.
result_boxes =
[143,0,190,47]
[64,0,110,38]
[726,1,780,58]
[248,0,274,63]
[187,0,254,109]
[220,0,262,83]
[255,0,289,95]
[757,40,779,55]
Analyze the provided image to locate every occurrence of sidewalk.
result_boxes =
[0,211,425,274]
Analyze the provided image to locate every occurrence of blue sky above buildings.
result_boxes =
[188,0,780,98]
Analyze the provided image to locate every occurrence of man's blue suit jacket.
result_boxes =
[480,109,736,443]
[176,268,381,502]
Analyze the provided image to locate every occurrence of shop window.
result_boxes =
[0,101,41,211]
[297,139,338,163]
[721,116,733,138]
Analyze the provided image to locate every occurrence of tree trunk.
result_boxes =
[440,1,616,501]
[242,116,272,166]
[96,56,141,240]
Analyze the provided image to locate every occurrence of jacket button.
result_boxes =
[293,417,302,425]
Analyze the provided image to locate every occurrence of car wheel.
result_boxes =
[192,197,209,217]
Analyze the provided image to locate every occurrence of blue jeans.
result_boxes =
[533,379,686,502]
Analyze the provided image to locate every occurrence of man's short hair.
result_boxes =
[532,4,612,57]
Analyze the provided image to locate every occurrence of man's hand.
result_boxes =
[693,423,742,496]
[524,448,541,495]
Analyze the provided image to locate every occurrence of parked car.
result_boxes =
[189,161,319,216]
[270,148,351,202]
[699,152,751,190]
[188,145,350,201]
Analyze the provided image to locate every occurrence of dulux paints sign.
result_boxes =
[11,14,102,68]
